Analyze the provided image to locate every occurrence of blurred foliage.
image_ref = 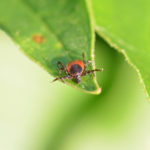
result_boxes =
[92,0,150,99]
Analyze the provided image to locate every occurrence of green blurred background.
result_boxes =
[0,31,150,150]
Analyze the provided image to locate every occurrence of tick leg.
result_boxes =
[57,61,68,75]
[82,52,86,63]
[82,53,92,70]
[82,69,103,77]
[52,75,73,83]
[84,60,92,70]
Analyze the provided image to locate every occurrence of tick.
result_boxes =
[53,53,103,84]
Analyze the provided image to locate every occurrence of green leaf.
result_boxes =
[0,0,101,94]
[91,0,150,99]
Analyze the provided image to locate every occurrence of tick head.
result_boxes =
[75,74,81,84]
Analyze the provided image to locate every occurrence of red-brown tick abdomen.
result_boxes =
[66,60,84,75]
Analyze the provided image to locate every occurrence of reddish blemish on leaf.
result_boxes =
[32,35,44,43]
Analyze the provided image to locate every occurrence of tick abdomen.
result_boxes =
[66,60,84,75]
[70,64,82,75]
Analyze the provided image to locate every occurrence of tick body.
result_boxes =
[67,60,84,76]
[53,53,103,84]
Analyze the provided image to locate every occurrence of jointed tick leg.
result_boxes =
[82,69,103,77]
[52,75,73,83]
[82,53,92,70]
[57,61,68,75]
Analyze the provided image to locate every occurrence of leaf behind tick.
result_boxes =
[0,0,101,94]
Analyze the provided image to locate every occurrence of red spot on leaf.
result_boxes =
[32,35,44,44]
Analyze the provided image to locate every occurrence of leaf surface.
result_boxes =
[0,0,101,93]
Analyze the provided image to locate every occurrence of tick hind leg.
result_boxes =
[57,61,68,75]
[82,69,103,77]
[52,75,73,83]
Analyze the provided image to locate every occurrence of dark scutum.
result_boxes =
[70,64,82,75]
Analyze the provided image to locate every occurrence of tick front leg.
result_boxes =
[82,52,86,63]
[82,69,103,77]
[84,60,92,70]
[82,53,92,70]
[57,61,68,75]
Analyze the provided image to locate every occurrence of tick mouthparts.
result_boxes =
[76,76,81,84]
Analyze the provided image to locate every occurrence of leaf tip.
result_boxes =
[90,87,102,95]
